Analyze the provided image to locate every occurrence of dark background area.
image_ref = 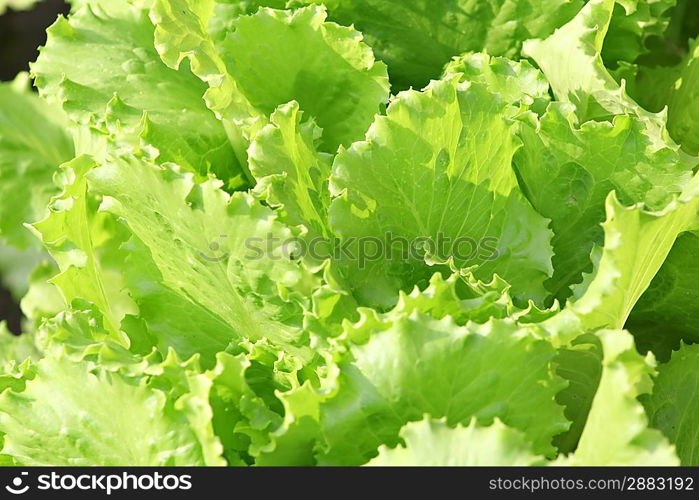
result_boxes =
[0,0,67,333]
[0,286,21,333]
[0,0,69,81]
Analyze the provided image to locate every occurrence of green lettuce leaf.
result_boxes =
[603,0,676,66]
[228,1,674,91]
[643,342,699,465]
[0,243,46,300]
[150,3,389,154]
[195,337,332,466]
[217,5,389,152]
[203,349,282,465]
[329,76,553,309]
[556,329,678,465]
[0,347,223,465]
[613,0,697,116]
[665,38,699,155]
[248,101,333,253]
[523,0,674,143]
[443,52,551,113]
[30,156,137,338]
[552,333,603,454]
[86,155,318,363]
[4,0,698,468]
[19,260,65,328]
[0,75,74,249]
[547,172,699,334]
[615,61,684,114]
[367,418,543,466]
[296,0,584,90]
[32,0,242,183]
[627,232,699,361]
[0,323,40,368]
[317,309,568,465]
[381,271,558,327]
[514,103,692,301]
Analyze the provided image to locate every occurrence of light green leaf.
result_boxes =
[367,418,543,466]
[149,0,259,148]
[204,351,263,465]
[603,0,677,65]
[514,103,692,300]
[118,236,246,365]
[297,0,584,90]
[0,348,221,466]
[329,77,553,308]
[253,382,323,466]
[318,310,568,465]
[248,101,333,250]
[666,38,699,155]
[390,271,557,326]
[523,0,673,145]
[19,261,65,328]
[443,52,551,112]
[30,156,137,338]
[219,6,389,152]
[0,324,40,368]
[232,0,671,91]
[614,61,684,114]
[32,1,242,182]
[150,3,389,153]
[303,260,361,338]
[612,0,693,116]
[201,339,330,465]
[0,76,74,249]
[86,155,318,362]
[524,0,622,121]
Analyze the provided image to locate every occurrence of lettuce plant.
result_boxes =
[0,0,698,466]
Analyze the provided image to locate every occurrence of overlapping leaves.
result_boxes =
[0,0,697,467]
